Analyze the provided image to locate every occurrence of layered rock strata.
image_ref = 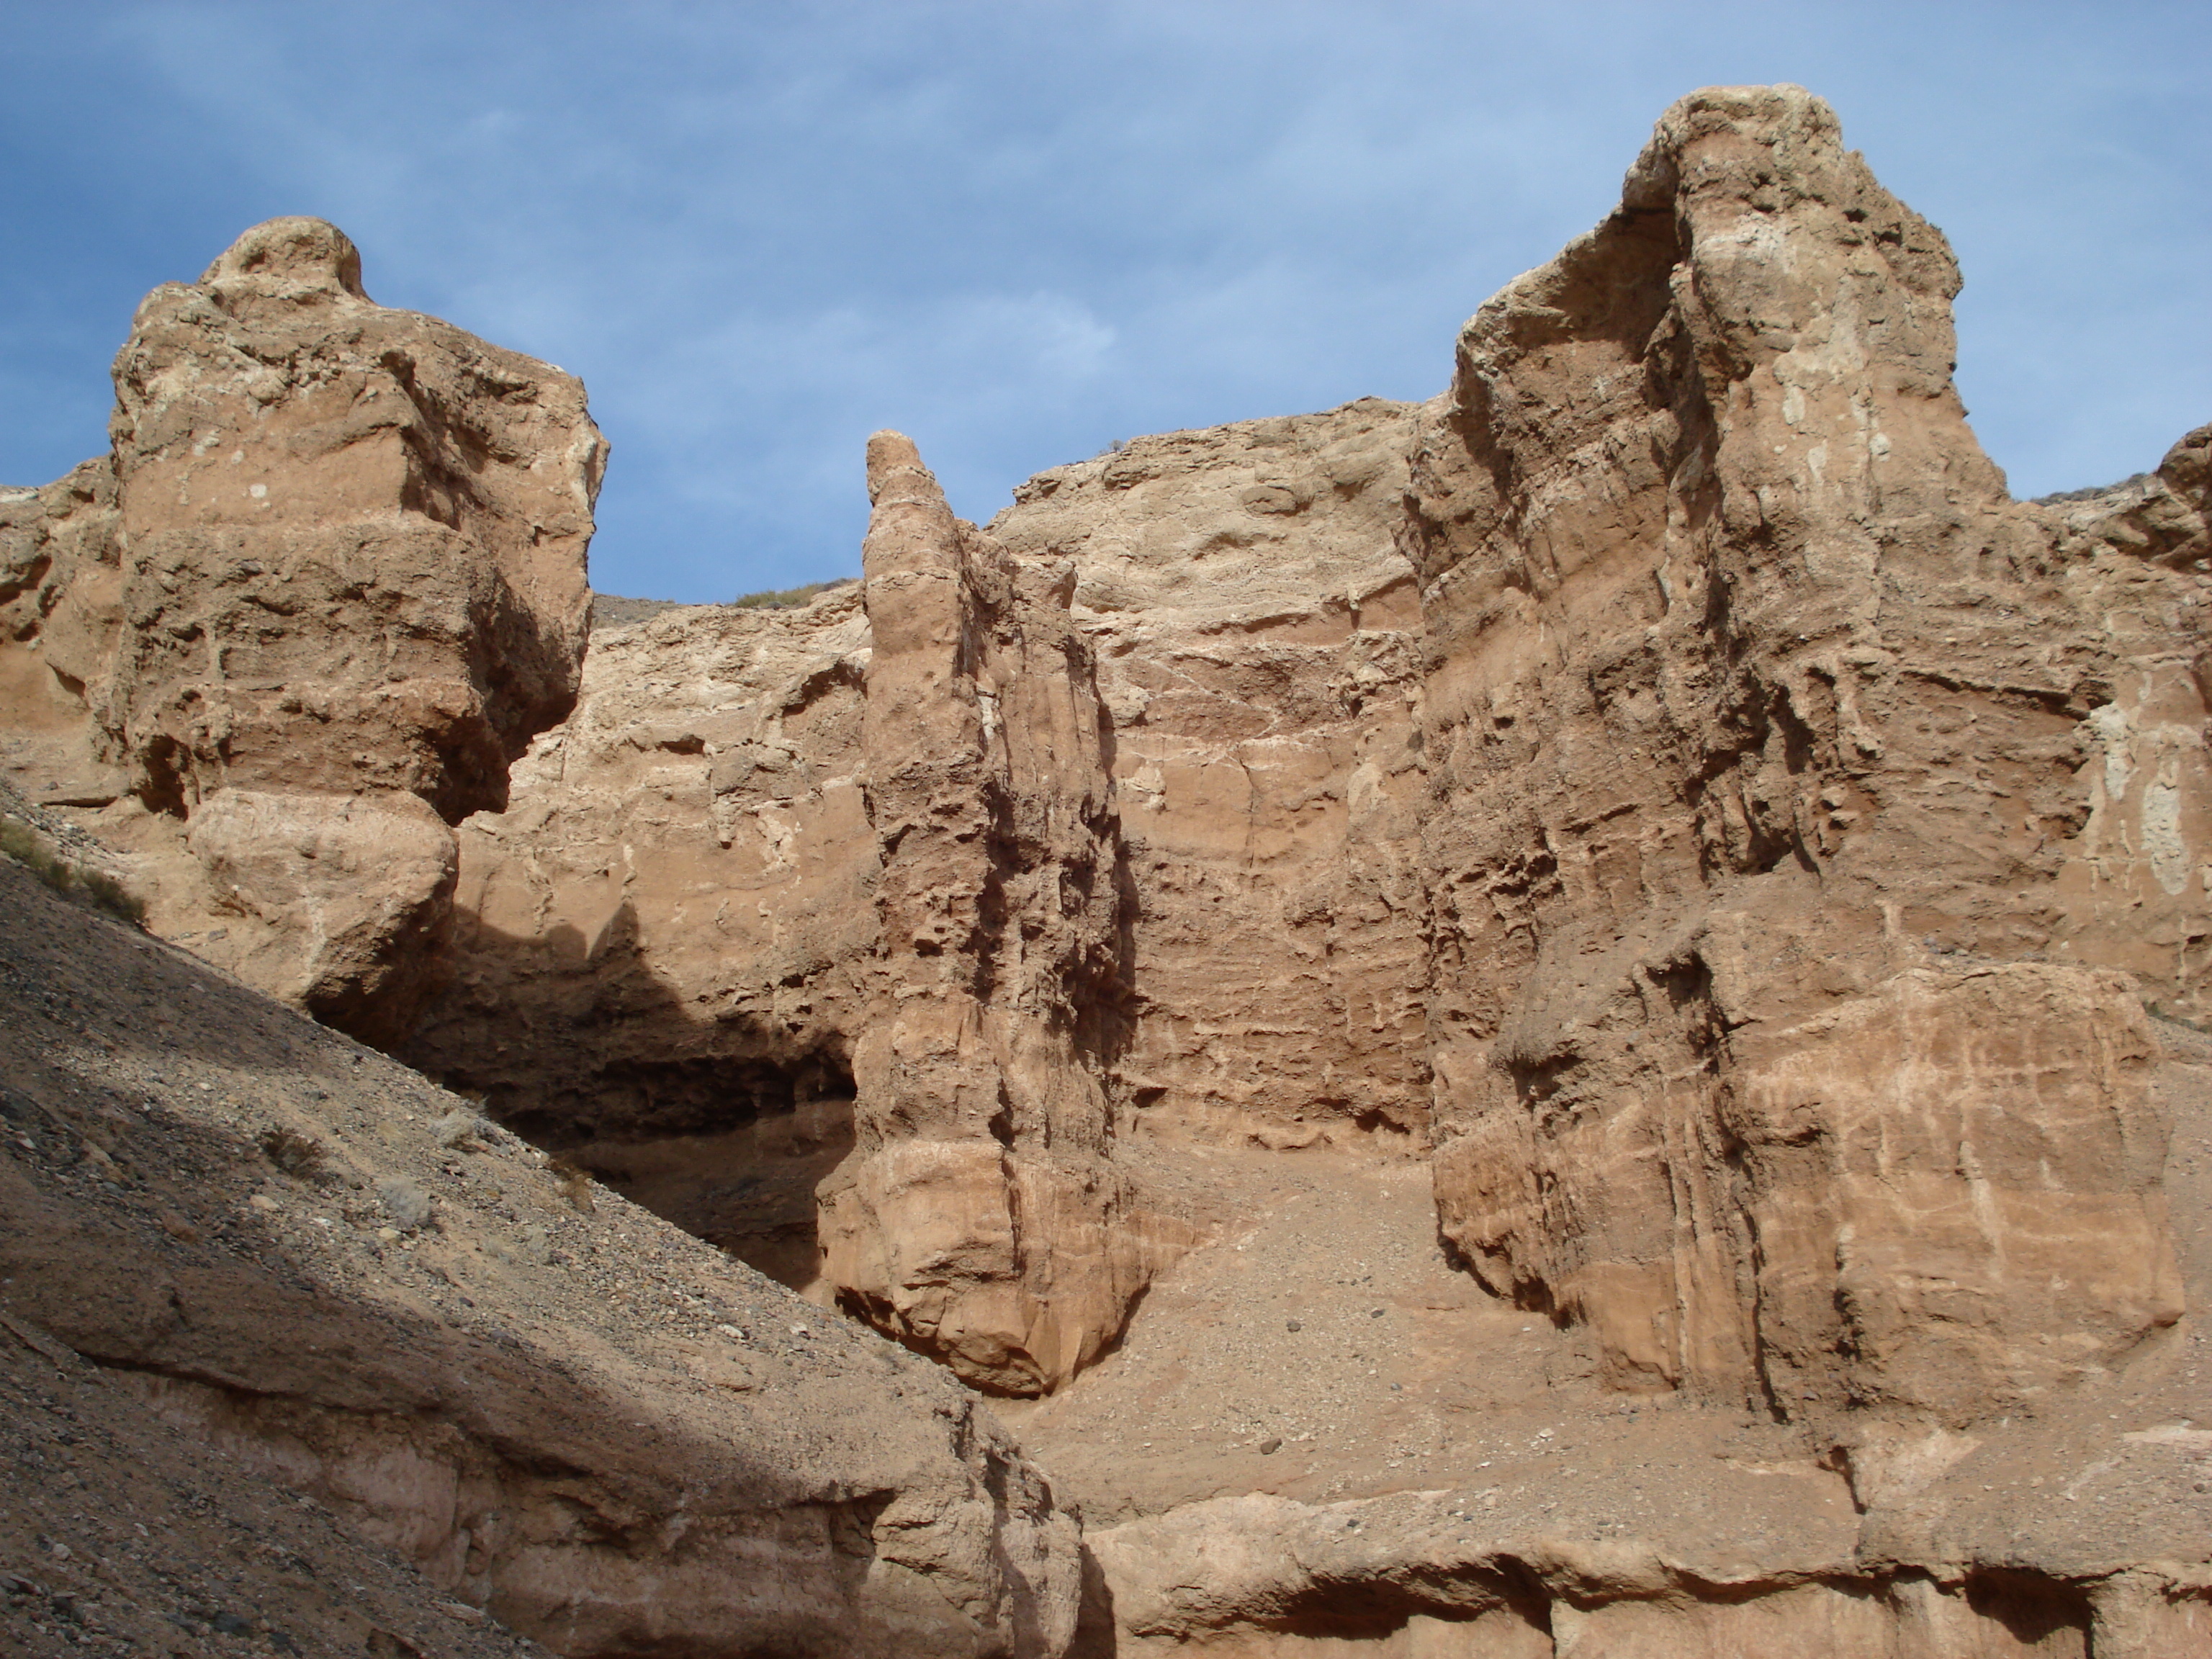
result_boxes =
[3,81,2202,1500]
[817,432,1153,1394]
[297,89,2206,1435]
[986,402,1434,1148]
[0,853,1082,1658]
[2,216,601,1044]
[399,593,876,1131]
[1406,84,2200,1417]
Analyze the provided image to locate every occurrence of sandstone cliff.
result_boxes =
[2,217,601,1045]
[383,89,2206,1438]
[988,401,1434,1150]
[1405,83,2197,1419]
[398,586,878,1282]
[4,78,2209,1659]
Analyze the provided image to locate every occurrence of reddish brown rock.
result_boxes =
[105,216,597,818]
[0,461,127,808]
[184,788,460,1049]
[0,854,1083,1659]
[394,93,2202,1428]
[818,432,1155,1395]
[1406,84,2197,1415]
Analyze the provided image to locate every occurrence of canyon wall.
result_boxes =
[1405,83,2201,1417]
[393,90,2194,1433]
[987,402,1434,1148]
[92,91,2195,1435]
[0,852,1084,1659]
[3,87,2207,1644]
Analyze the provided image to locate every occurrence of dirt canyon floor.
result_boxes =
[5,81,2212,1658]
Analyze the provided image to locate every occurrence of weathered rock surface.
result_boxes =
[0,852,1082,1658]
[0,461,127,808]
[399,585,877,1169]
[374,91,2203,1437]
[1015,1033,2212,1657]
[988,402,1434,1148]
[4,80,2207,1658]
[1,216,601,1043]
[104,216,597,817]
[184,786,461,1049]
[817,432,1156,1395]
[1406,84,2199,1417]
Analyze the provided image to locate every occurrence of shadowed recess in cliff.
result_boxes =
[400,900,857,1290]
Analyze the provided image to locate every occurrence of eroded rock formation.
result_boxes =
[818,432,1153,1394]
[1406,84,2200,1418]
[353,90,2208,1436]
[2,216,601,1044]
[5,79,2209,1659]
[988,401,1434,1149]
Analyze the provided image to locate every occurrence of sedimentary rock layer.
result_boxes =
[1406,83,2201,1415]
[8,88,2205,1449]
[400,588,878,1146]
[356,89,2208,1431]
[817,432,1154,1395]
[987,401,1434,1148]
[0,853,1081,1658]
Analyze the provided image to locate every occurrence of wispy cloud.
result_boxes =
[1,1,2203,598]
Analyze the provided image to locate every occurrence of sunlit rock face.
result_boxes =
[1405,84,2198,1415]
[390,89,2206,1427]
[19,90,2203,1446]
[1,216,602,1044]
[106,215,598,821]
[816,431,1156,1395]
[985,400,1434,1156]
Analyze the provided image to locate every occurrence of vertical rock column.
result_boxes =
[819,431,1149,1395]
[94,216,600,1046]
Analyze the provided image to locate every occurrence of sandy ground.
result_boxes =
[998,1100,2212,1576]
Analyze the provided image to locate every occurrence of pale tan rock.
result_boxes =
[818,432,1154,1394]
[185,787,459,1047]
[0,461,128,808]
[399,587,878,1166]
[989,402,1432,1148]
[1087,1478,2200,1656]
[106,215,598,817]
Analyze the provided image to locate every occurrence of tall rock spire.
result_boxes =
[818,431,1155,1393]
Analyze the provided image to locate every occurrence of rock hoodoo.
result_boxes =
[3,216,601,1044]
[817,431,1152,1394]
[4,82,2209,1659]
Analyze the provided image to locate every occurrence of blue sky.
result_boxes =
[2,3,2204,602]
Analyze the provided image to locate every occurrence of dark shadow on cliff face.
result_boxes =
[395,898,858,1289]
[0,857,1019,1658]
